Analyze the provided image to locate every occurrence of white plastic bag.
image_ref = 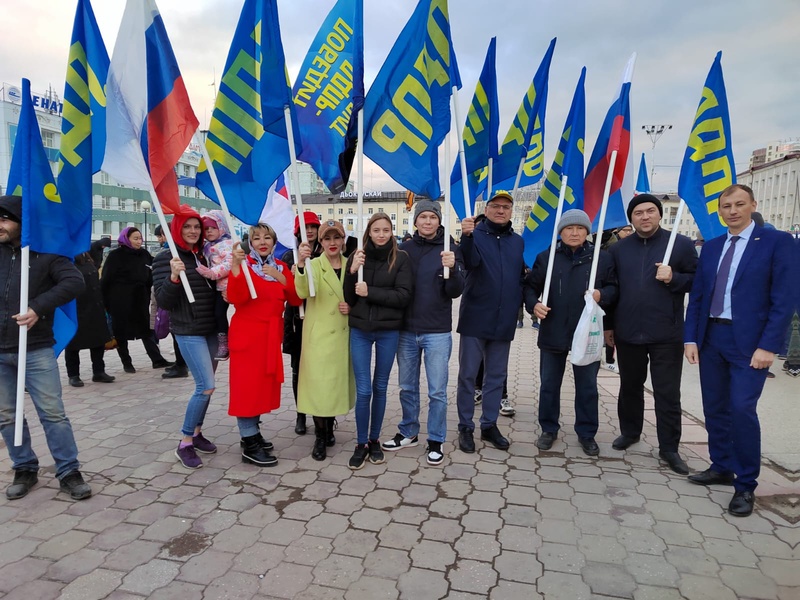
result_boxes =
[570,290,605,366]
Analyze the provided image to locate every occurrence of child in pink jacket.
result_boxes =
[197,210,234,360]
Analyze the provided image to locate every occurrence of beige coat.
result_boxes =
[295,253,355,417]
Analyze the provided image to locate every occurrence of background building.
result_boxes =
[749,140,800,169]
[737,153,800,232]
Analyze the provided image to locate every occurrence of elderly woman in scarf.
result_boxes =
[101,227,172,373]
[227,223,302,467]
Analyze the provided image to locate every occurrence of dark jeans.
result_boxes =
[456,336,510,431]
[538,349,599,439]
[615,340,683,452]
[214,291,229,335]
[116,335,164,368]
[64,347,106,377]
[475,360,508,398]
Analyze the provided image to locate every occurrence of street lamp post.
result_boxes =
[642,124,672,189]
[141,200,151,251]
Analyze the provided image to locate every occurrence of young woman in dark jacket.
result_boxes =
[101,227,170,373]
[152,207,218,470]
[343,213,413,470]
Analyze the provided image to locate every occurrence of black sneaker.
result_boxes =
[68,376,84,387]
[162,366,189,379]
[6,470,38,500]
[368,440,385,464]
[348,444,369,470]
[426,441,444,466]
[59,471,92,500]
[381,432,419,452]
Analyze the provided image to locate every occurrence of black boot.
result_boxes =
[326,417,337,447]
[241,434,277,467]
[295,412,307,435]
[311,417,327,461]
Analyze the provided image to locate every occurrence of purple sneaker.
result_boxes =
[175,444,203,469]
[192,432,217,454]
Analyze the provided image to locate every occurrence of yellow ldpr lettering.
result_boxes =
[326,31,346,52]
[319,43,338,64]
[701,156,733,198]
[59,41,93,170]
[687,117,726,163]
[522,128,544,178]
[372,109,428,156]
[332,17,353,39]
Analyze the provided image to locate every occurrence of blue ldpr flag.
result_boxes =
[7,80,80,354]
[635,152,650,193]
[58,0,109,255]
[293,0,364,193]
[196,0,300,225]
[522,68,586,267]
[481,37,556,201]
[450,37,499,220]
[363,0,460,199]
[678,51,734,241]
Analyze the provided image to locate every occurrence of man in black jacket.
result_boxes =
[0,195,91,501]
[526,209,618,456]
[382,201,465,465]
[607,194,697,474]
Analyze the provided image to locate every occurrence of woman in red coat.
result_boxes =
[228,223,301,467]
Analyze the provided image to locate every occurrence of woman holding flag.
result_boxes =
[344,213,413,470]
[228,224,302,467]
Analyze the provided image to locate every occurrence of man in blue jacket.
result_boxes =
[525,210,618,456]
[456,191,525,453]
[0,195,91,501]
[607,194,697,474]
[685,184,795,517]
[383,200,465,465]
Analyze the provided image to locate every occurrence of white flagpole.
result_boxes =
[193,132,257,299]
[451,86,472,219]
[487,157,493,201]
[145,183,195,303]
[662,199,686,266]
[588,150,618,292]
[13,247,30,446]
[541,175,569,307]
[442,131,452,280]
[356,111,365,283]
[284,106,315,297]
[511,155,526,198]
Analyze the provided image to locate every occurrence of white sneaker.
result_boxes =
[381,432,419,451]
[605,363,619,373]
[474,389,483,405]
[499,398,516,417]
[426,441,444,466]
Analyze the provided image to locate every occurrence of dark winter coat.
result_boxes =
[0,244,84,352]
[608,227,697,345]
[525,242,618,353]
[457,219,526,342]
[152,247,217,337]
[344,240,414,332]
[101,245,154,341]
[281,240,322,357]
[66,256,112,350]
[400,227,465,334]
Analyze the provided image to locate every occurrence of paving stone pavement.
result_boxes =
[0,310,797,599]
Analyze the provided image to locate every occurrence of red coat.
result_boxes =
[228,258,301,417]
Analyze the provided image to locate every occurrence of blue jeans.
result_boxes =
[538,350,600,439]
[237,416,260,438]
[350,328,399,445]
[176,334,218,437]
[397,332,451,443]
[456,336,511,431]
[0,348,81,479]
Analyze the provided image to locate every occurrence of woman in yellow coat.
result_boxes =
[295,219,356,461]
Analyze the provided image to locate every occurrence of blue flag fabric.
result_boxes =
[196,0,299,225]
[7,79,80,354]
[450,37,499,220]
[521,68,586,267]
[636,152,650,193]
[480,38,556,201]
[293,0,364,193]
[677,51,734,241]
[363,0,460,199]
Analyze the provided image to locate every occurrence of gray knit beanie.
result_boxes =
[557,209,592,234]
[413,199,442,224]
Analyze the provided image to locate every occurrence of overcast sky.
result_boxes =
[2,0,798,194]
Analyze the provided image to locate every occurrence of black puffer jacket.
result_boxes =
[525,241,618,353]
[67,256,111,350]
[400,227,465,334]
[152,247,216,337]
[0,244,84,352]
[281,240,322,356]
[344,240,414,332]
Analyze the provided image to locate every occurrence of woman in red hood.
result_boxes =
[152,206,220,469]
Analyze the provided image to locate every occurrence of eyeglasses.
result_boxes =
[487,203,513,211]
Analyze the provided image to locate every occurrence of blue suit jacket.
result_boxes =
[685,225,795,356]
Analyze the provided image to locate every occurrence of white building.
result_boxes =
[737,153,800,232]
[749,140,800,168]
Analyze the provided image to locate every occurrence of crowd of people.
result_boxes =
[1,184,797,518]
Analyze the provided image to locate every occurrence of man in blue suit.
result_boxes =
[684,184,795,517]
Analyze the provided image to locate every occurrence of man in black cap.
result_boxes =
[606,193,697,474]
[0,195,91,500]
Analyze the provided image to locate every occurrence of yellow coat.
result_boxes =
[295,253,356,417]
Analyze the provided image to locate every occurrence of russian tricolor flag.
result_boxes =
[102,0,198,214]
[259,170,296,257]
[584,54,636,230]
